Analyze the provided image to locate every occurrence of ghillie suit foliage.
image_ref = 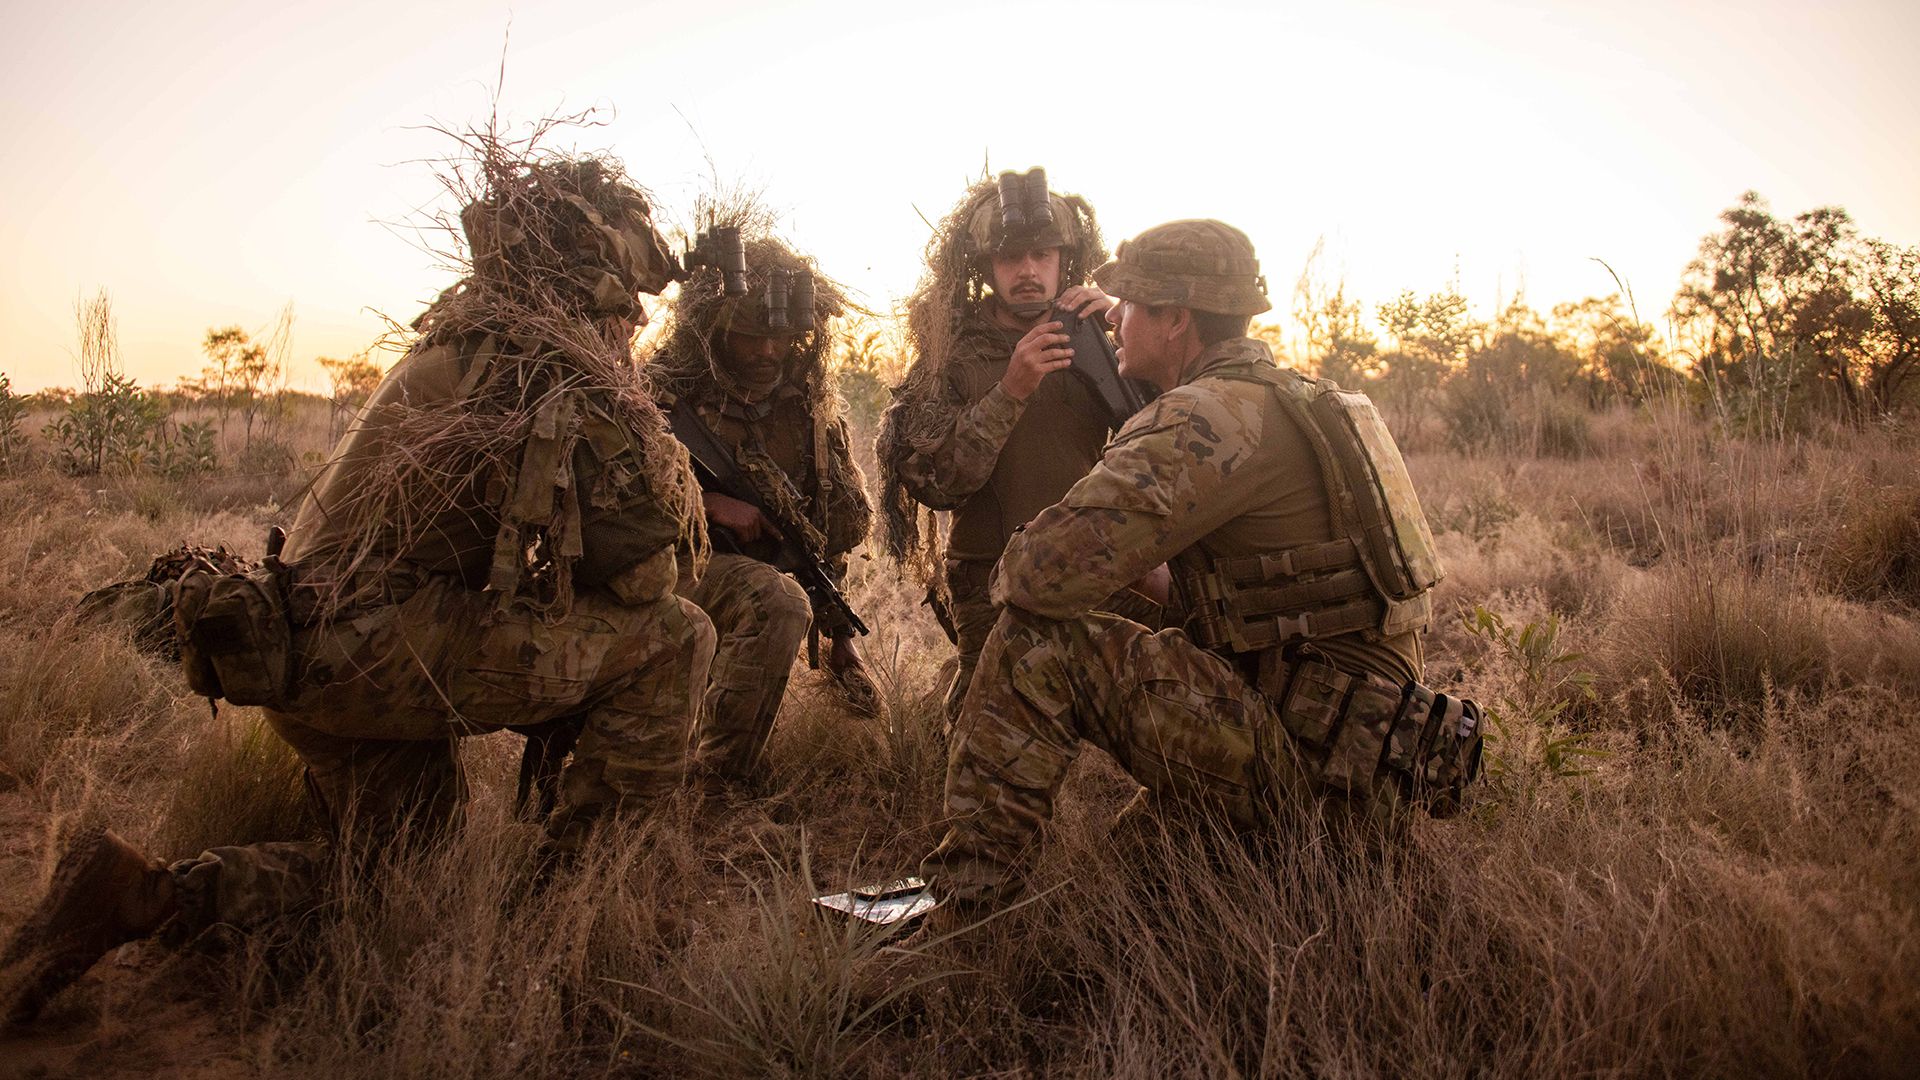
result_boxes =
[643,213,861,560]
[75,543,260,659]
[302,125,701,621]
[875,175,1105,586]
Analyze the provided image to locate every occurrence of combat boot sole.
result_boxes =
[1,824,174,1025]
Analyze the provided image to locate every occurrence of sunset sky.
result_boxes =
[2,0,1915,392]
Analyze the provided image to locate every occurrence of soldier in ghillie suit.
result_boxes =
[876,170,1149,729]
[1,150,716,1025]
[644,229,874,785]
[918,220,1484,913]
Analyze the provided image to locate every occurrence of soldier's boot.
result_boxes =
[1,825,177,1025]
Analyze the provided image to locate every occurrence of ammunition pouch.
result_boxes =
[171,560,295,709]
[1257,650,1483,815]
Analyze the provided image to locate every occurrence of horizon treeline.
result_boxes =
[6,190,1918,477]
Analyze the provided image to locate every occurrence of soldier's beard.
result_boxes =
[720,355,784,402]
[998,286,1054,322]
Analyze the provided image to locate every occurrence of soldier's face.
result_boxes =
[988,246,1063,307]
[721,330,799,393]
[1109,299,1182,389]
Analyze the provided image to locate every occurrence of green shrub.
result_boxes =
[45,371,166,475]
[0,372,26,470]
[156,419,219,478]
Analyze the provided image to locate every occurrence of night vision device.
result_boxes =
[762,268,815,333]
[997,167,1054,239]
[684,225,750,296]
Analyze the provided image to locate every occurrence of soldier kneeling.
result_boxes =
[1,154,715,1024]
[919,220,1483,914]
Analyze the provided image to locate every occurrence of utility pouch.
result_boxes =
[1257,649,1485,812]
[1270,656,1351,749]
[172,561,294,708]
[1413,694,1485,817]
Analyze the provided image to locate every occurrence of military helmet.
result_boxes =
[460,160,678,317]
[962,170,1081,258]
[1093,219,1271,316]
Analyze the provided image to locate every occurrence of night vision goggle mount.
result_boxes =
[684,225,750,297]
[683,225,816,333]
[997,167,1054,240]
[760,267,815,333]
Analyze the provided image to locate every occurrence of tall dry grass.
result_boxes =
[1,394,1917,1076]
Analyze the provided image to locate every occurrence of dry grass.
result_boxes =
[1,394,1917,1077]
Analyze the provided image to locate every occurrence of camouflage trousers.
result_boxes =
[940,560,1003,733]
[921,604,1322,907]
[168,559,715,933]
[679,553,814,780]
[941,560,1167,735]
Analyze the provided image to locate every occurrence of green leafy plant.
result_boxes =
[156,419,219,477]
[0,372,26,470]
[1465,605,1608,779]
[46,370,166,475]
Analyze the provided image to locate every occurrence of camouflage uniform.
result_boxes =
[166,168,714,932]
[922,221,1477,907]
[648,233,872,782]
[669,387,870,779]
[879,175,1135,727]
[889,308,1116,722]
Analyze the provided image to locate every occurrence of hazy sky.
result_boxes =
[3,0,1915,391]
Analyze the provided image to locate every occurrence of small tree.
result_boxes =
[1673,192,1891,427]
[198,303,294,449]
[318,351,385,441]
[1551,294,1676,405]
[46,289,165,475]
[0,373,27,470]
[1373,286,1475,443]
[1862,240,1920,413]
[1291,240,1379,386]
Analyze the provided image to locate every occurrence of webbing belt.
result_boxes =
[1185,538,1382,652]
[1191,596,1384,653]
[1210,538,1360,584]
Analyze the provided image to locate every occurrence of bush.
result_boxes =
[155,419,219,478]
[1818,483,1920,607]
[45,371,166,475]
[0,373,26,470]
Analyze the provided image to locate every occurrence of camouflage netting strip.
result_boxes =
[643,198,861,560]
[305,129,703,621]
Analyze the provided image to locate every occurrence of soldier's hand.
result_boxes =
[1056,285,1116,321]
[826,633,866,677]
[826,633,881,715]
[702,491,771,543]
[1131,564,1172,607]
[1002,320,1073,401]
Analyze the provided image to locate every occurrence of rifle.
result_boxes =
[1053,302,1153,427]
[666,398,869,639]
[510,717,580,822]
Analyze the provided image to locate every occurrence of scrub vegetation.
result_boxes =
[1,192,1917,1076]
